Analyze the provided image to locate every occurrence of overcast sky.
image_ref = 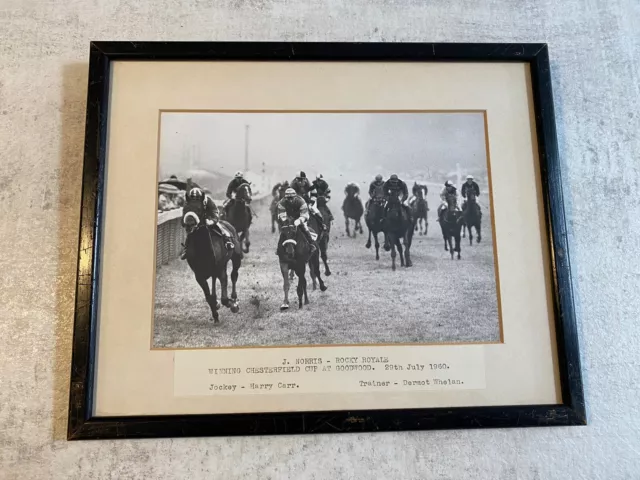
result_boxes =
[158,112,487,183]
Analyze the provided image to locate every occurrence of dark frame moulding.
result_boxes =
[67,41,586,440]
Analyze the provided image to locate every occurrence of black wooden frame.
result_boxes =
[68,42,585,440]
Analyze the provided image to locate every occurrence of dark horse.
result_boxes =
[310,195,332,276]
[182,206,242,324]
[277,220,325,310]
[342,192,364,238]
[382,196,414,270]
[411,190,429,236]
[461,190,482,245]
[365,196,385,260]
[438,195,463,260]
[224,182,252,253]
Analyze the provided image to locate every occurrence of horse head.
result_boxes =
[236,183,252,204]
[182,210,201,235]
[279,222,298,257]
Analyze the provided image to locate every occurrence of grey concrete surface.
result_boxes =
[0,0,639,478]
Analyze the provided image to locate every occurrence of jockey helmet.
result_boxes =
[445,180,452,187]
[316,174,323,180]
[466,175,474,180]
[284,188,296,198]
[390,174,399,181]
[234,171,243,178]
[375,174,383,182]
[188,187,204,200]
[299,171,306,178]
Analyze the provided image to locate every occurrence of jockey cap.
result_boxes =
[445,180,452,187]
[234,171,243,178]
[284,188,296,198]
[375,174,383,182]
[466,175,474,180]
[188,187,204,199]
[390,174,399,181]
[316,174,323,179]
[299,171,306,178]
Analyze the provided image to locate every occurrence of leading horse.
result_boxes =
[461,190,482,245]
[310,195,332,277]
[383,196,414,270]
[277,219,325,310]
[365,196,385,260]
[438,194,463,260]
[342,191,364,238]
[182,204,242,324]
[224,182,253,253]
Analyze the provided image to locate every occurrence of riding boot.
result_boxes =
[213,224,235,250]
[314,212,327,231]
[301,225,317,254]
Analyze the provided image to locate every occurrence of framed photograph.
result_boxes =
[68,42,585,440]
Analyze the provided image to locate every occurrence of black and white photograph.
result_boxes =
[153,111,501,348]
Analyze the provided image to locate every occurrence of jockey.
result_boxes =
[310,174,333,222]
[409,181,428,207]
[438,180,460,216]
[180,187,235,259]
[412,181,428,198]
[291,171,312,202]
[461,175,481,212]
[382,174,409,214]
[310,174,331,199]
[277,188,317,255]
[223,171,250,216]
[368,174,385,199]
[274,180,290,200]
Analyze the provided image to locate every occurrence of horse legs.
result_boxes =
[309,257,318,291]
[404,233,413,267]
[196,276,219,323]
[345,218,351,237]
[374,232,380,260]
[476,222,482,243]
[218,266,231,309]
[448,236,454,260]
[230,253,241,308]
[280,262,291,310]
[271,216,276,234]
[390,235,397,271]
[296,265,307,309]
[468,224,473,245]
[357,220,363,234]
[321,242,331,276]
[311,251,327,292]
[366,227,372,249]
[243,228,251,253]
[397,238,405,267]
[454,232,462,260]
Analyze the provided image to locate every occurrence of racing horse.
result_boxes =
[438,193,463,260]
[411,190,429,236]
[365,196,386,260]
[182,203,242,324]
[342,188,364,238]
[277,219,325,310]
[310,195,332,276]
[461,190,482,245]
[224,182,253,253]
[382,195,414,270]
